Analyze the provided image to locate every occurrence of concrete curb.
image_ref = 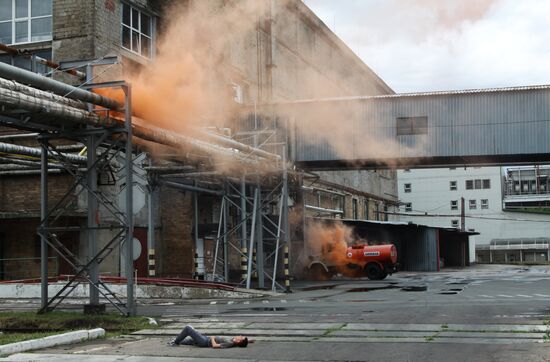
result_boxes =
[0,328,105,356]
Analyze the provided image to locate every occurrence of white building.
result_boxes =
[397,167,550,263]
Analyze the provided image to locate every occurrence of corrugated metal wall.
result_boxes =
[403,228,439,272]
[291,87,550,166]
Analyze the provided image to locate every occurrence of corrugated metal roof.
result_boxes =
[283,84,550,104]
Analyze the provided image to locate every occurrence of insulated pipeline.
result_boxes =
[0,62,121,109]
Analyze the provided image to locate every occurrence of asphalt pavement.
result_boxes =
[2,264,550,361]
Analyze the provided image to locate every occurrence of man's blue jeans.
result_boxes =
[174,325,210,347]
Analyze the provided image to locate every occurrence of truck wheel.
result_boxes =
[309,264,331,281]
[379,271,388,280]
[365,263,382,280]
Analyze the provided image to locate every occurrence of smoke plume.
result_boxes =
[306,220,355,271]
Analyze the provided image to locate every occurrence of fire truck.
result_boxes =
[307,244,399,280]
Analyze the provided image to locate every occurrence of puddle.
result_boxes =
[221,307,288,313]
[439,291,458,295]
[401,285,428,292]
[447,288,463,292]
[346,286,399,293]
[249,307,288,312]
[300,284,338,291]
[446,282,468,285]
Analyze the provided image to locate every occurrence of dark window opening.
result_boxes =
[396,116,428,136]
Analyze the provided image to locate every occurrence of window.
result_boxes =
[0,0,52,45]
[396,116,428,136]
[450,181,457,191]
[352,198,358,219]
[466,180,473,190]
[0,48,50,74]
[405,203,412,212]
[481,199,489,209]
[450,200,458,210]
[451,220,459,228]
[364,200,369,220]
[469,199,477,210]
[404,183,411,193]
[383,205,388,222]
[474,179,482,189]
[483,179,491,189]
[121,2,154,58]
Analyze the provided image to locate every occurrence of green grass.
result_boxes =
[0,311,155,345]
[0,331,66,345]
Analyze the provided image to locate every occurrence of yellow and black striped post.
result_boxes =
[241,247,248,281]
[148,248,155,277]
[284,245,291,292]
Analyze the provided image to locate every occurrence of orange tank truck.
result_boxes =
[345,244,398,280]
[307,243,399,280]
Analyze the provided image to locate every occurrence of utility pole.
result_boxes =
[460,197,465,231]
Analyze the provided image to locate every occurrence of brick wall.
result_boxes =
[0,219,58,280]
[157,186,194,277]
[0,174,76,214]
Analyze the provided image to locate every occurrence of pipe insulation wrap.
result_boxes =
[0,86,114,127]
[0,77,281,168]
[0,61,121,109]
[0,77,87,110]
[0,141,87,163]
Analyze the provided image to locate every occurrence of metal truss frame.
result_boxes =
[37,80,136,315]
[205,149,290,292]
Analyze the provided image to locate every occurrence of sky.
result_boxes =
[303,0,550,93]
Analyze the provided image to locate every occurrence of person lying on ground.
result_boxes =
[167,325,248,348]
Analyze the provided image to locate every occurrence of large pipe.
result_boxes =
[162,180,223,196]
[0,62,121,109]
[194,129,281,161]
[0,132,38,140]
[0,80,279,168]
[0,43,86,79]
[0,156,61,168]
[0,86,114,128]
[0,141,87,164]
[304,204,344,214]
[0,77,86,110]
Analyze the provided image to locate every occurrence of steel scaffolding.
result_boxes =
[0,53,292,316]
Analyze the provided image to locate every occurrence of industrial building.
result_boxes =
[0,0,549,317]
[0,0,402,314]
[398,166,550,264]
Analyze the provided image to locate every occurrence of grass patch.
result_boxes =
[0,331,65,345]
[321,323,347,337]
[0,311,155,345]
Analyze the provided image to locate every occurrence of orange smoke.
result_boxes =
[103,1,268,135]
[306,220,354,268]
